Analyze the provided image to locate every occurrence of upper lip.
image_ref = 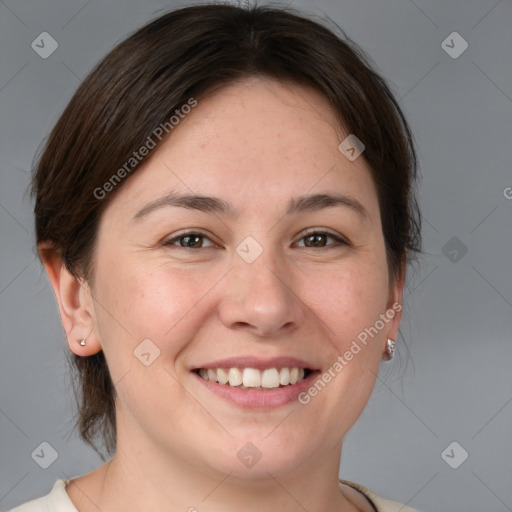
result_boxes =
[192,356,317,371]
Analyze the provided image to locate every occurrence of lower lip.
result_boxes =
[192,371,320,410]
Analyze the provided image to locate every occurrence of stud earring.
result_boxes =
[382,338,396,361]
[79,338,86,346]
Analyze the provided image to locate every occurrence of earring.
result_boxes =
[79,338,86,346]
[382,338,396,361]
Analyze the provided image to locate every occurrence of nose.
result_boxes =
[217,245,305,338]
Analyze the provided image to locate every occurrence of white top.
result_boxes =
[9,478,423,512]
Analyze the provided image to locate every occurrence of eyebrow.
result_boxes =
[131,191,369,222]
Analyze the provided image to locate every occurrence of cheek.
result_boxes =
[90,257,208,419]
[92,254,219,359]
[308,260,390,348]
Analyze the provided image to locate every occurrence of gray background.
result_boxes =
[1,1,511,511]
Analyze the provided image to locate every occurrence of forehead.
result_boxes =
[104,77,379,222]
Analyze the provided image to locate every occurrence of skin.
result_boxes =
[41,76,405,512]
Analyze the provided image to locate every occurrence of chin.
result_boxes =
[197,433,314,481]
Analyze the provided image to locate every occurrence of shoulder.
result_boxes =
[339,479,425,512]
[8,479,78,512]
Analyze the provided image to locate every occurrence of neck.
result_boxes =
[70,431,362,512]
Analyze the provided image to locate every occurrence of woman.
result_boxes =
[11,3,423,511]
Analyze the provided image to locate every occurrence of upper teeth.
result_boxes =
[198,367,306,388]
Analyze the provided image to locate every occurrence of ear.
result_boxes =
[383,261,406,345]
[38,242,102,356]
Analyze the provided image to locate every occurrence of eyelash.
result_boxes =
[162,229,350,250]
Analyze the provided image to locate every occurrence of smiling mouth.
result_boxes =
[193,367,314,390]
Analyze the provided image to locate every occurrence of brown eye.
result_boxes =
[303,233,328,248]
[296,231,348,249]
[179,234,203,248]
[163,232,216,249]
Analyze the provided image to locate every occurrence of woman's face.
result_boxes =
[81,77,403,478]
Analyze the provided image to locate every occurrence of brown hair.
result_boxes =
[32,2,421,458]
